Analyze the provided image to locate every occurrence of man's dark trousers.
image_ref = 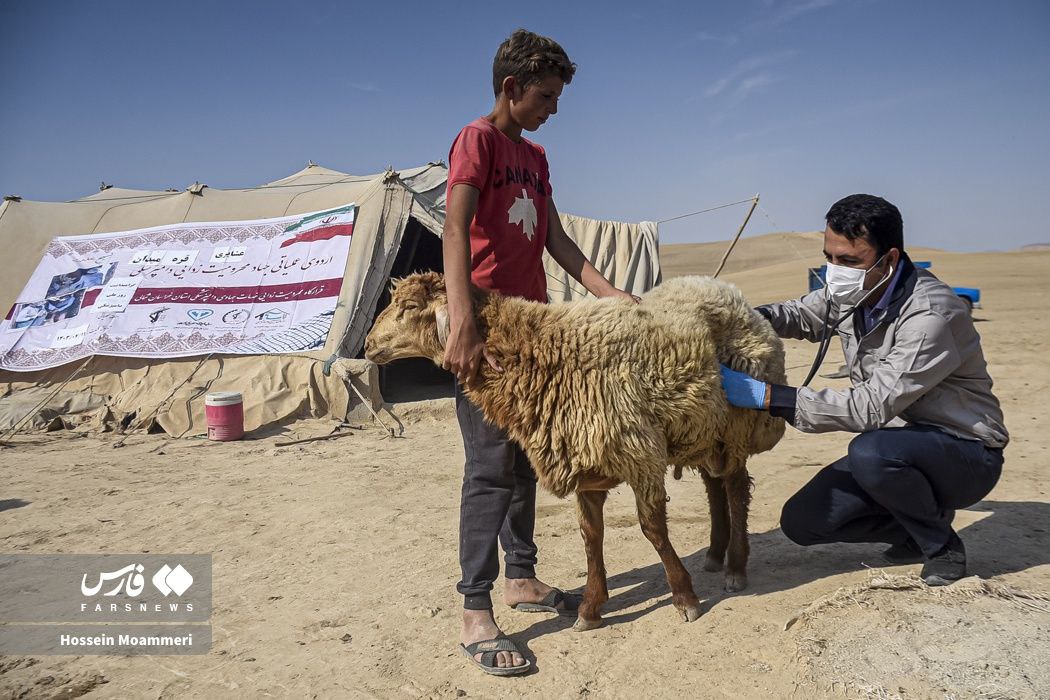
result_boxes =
[455,384,539,610]
[780,425,1003,556]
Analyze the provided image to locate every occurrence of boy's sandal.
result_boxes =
[459,637,531,676]
[510,588,580,616]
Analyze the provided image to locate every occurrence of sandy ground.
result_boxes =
[2,240,1049,699]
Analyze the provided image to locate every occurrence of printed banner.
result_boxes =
[1,204,357,371]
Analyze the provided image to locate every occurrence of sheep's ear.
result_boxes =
[435,305,450,347]
[422,271,446,296]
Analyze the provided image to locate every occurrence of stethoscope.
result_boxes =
[801,261,895,388]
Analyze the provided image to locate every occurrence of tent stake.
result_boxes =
[275,430,355,448]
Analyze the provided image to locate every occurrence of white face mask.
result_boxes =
[825,253,892,307]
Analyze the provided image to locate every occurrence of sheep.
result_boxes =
[364,271,786,630]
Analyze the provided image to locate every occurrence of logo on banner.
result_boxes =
[186,309,213,321]
[255,308,289,323]
[221,309,249,324]
[148,307,170,324]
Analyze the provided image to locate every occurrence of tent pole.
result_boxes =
[0,356,93,445]
[712,194,760,279]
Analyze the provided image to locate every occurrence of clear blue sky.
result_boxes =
[2,0,1048,250]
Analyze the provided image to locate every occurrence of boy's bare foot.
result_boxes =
[504,577,579,613]
[461,609,524,669]
[504,577,553,606]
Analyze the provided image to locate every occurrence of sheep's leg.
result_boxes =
[700,471,730,572]
[577,471,622,492]
[633,478,702,623]
[573,489,608,631]
[723,466,753,592]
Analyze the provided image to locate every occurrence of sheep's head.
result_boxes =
[364,272,449,365]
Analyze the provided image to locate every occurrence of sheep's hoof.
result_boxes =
[678,604,702,623]
[702,553,724,572]
[724,573,748,592]
[573,616,603,632]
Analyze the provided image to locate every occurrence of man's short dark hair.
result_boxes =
[492,29,576,98]
[825,194,905,256]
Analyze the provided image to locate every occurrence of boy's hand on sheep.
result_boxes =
[720,364,771,410]
[442,318,502,382]
[596,287,641,304]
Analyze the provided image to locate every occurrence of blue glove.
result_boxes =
[719,364,768,410]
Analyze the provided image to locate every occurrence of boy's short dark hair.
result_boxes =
[825,194,905,256]
[492,29,576,97]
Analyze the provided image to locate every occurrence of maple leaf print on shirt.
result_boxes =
[507,188,538,240]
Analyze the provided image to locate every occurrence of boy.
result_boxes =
[443,29,635,676]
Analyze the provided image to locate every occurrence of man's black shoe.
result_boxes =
[882,537,924,565]
[921,532,967,586]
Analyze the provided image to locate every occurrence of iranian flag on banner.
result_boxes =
[279,204,355,248]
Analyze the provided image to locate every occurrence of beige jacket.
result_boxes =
[760,257,1008,449]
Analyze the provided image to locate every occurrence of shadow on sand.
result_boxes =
[509,499,1050,666]
[0,498,31,513]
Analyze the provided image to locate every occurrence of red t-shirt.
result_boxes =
[447,117,551,302]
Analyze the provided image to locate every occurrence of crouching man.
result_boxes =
[720,194,1007,585]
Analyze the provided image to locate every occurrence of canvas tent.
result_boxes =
[0,162,660,435]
